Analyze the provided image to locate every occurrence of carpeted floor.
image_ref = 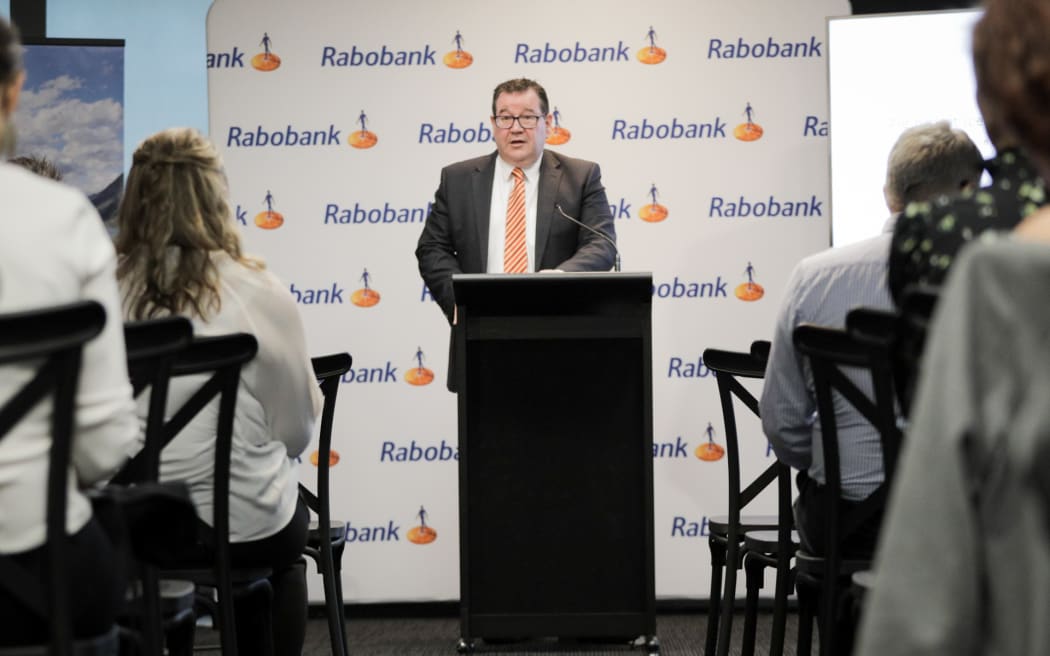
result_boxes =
[195,606,804,655]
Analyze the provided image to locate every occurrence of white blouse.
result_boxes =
[123,252,322,542]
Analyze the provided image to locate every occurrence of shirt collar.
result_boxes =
[496,152,543,182]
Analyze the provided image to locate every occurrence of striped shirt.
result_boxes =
[760,218,895,500]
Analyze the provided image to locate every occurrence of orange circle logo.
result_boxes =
[696,443,725,462]
[309,449,340,467]
[735,283,765,302]
[443,51,473,68]
[546,127,571,146]
[254,211,284,229]
[640,204,668,223]
[637,47,667,65]
[734,122,764,142]
[407,526,437,544]
[351,289,380,307]
[405,367,434,386]
[348,130,378,149]
[251,53,281,71]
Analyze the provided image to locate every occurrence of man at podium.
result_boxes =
[415,77,616,391]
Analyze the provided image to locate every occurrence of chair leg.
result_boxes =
[715,537,742,656]
[768,561,794,656]
[741,552,764,656]
[333,542,349,656]
[704,536,727,656]
[321,545,347,656]
[795,579,817,656]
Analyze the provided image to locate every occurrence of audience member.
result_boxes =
[760,121,982,651]
[887,96,1047,304]
[115,127,322,656]
[0,16,139,646]
[855,1,1050,654]
[9,153,63,181]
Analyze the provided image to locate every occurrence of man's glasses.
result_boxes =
[492,114,545,129]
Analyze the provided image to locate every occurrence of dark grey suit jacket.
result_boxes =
[415,149,616,391]
[416,149,616,323]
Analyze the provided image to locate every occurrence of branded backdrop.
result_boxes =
[207,0,849,603]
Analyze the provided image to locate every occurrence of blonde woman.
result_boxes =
[116,127,321,655]
[0,16,139,646]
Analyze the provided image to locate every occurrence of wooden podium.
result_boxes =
[452,272,658,654]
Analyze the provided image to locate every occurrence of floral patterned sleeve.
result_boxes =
[887,200,933,307]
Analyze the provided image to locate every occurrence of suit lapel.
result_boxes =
[472,153,497,271]
[535,150,562,269]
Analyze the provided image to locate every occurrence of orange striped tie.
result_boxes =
[504,167,528,273]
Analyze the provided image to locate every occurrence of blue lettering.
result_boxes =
[671,516,709,537]
[667,356,712,378]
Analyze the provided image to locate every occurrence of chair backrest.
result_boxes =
[897,284,940,412]
[119,332,257,655]
[792,324,902,558]
[702,340,787,532]
[0,301,107,656]
[299,353,353,525]
[111,316,194,485]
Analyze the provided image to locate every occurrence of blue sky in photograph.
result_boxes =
[12,43,124,196]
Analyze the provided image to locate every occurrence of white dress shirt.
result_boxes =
[486,155,542,273]
[760,217,896,500]
[0,163,139,553]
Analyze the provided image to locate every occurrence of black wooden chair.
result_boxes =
[792,324,903,656]
[116,332,263,655]
[300,353,353,656]
[110,316,195,656]
[702,340,793,656]
[0,301,119,656]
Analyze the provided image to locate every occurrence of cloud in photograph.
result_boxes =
[11,44,124,198]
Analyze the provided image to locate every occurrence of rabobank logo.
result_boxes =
[349,110,378,149]
[671,515,710,538]
[208,32,282,71]
[638,26,667,64]
[734,102,764,142]
[256,189,283,229]
[323,200,431,225]
[419,121,492,145]
[253,32,281,71]
[405,347,435,386]
[345,519,401,543]
[445,30,473,69]
[696,422,725,461]
[804,115,828,137]
[611,115,727,141]
[515,39,630,64]
[380,439,458,463]
[408,506,438,545]
[640,183,668,223]
[667,355,713,379]
[341,359,398,384]
[321,43,437,68]
[652,276,728,299]
[709,195,823,219]
[290,281,346,305]
[707,35,823,60]
[226,124,342,148]
[736,261,765,301]
[546,106,571,146]
[309,448,340,467]
[352,268,381,307]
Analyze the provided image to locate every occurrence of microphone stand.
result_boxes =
[554,204,621,272]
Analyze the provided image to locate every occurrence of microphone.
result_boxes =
[554,204,621,272]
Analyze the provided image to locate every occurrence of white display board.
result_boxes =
[828,9,988,247]
[207,0,846,603]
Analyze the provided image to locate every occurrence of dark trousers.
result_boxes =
[0,517,125,645]
[227,498,309,656]
[794,471,884,655]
